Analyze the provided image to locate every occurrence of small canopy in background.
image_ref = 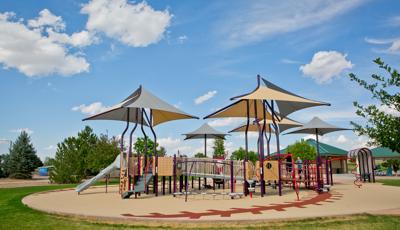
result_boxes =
[183,123,227,157]
[284,117,350,136]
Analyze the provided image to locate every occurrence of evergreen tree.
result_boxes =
[212,139,225,158]
[0,154,9,178]
[50,126,97,183]
[348,58,400,152]
[8,131,42,179]
[87,135,119,174]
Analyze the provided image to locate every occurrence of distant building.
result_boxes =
[371,147,400,160]
[275,139,348,174]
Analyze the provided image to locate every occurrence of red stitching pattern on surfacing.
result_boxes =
[121,192,341,219]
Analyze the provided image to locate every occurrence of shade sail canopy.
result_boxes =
[231,76,330,118]
[284,117,350,136]
[229,122,274,133]
[183,123,227,140]
[229,117,301,133]
[84,86,198,126]
[83,100,148,125]
[204,99,272,120]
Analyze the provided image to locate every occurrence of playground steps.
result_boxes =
[121,172,153,199]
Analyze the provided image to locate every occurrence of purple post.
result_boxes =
[230,160,234,193]
[173,154,177,193]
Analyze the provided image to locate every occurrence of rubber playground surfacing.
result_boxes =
[22,175,400,222]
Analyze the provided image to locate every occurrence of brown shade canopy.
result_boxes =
[84,86,198,126]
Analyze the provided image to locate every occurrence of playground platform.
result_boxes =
[22,175,400,222]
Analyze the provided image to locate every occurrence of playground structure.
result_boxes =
[76,75,373,202]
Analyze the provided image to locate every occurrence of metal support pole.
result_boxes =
[230,160,234,193]
[329,160,333,186]
[173,154,177,193]
[128,111,138,190]
[315,130,322,191]
[244,99,250,196]
[143,109,158,196]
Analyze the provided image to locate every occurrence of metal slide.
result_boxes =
[75,155,120,193]
[121,172,153,199]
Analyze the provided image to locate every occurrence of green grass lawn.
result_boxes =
[377,179,400,187]
[0,185,400,230]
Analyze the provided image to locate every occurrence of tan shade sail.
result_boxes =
[229,116,301,133]
[204,99,272,120]
[229,123,274,133]
[231,76,330,117]
[183,123,227,140]
[84,86,198,126]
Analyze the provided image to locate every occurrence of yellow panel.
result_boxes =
[157,157,174,176]
[264,160,279,181]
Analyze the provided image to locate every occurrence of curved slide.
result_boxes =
[75,155,120,193]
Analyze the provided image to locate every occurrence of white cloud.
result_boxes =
[81,0,172,47]
[379,105,400,117]
[0,10,90,77]
[281,58,300,64]
[365,37,400,54]
[387,15,400,27]
[28,9,65,31]
[220,0,363,48]
[300,51,353,84]
[336,134,347,143]
[72,102,108,115]
[178,35,188,44]
[10,128,34,135]
[44,145,57,150]
[208,117,244,127]
[194,90,217,105]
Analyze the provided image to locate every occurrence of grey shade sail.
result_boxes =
[204,99,272,120]
[260,77,330,117]
[83,100,148,125]
[284,117,350,136]
[83,86,198,126]
[183,123,227,140]
[230,76,330,118]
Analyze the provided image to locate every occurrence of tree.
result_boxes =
[213,139,225,158]
[348,58,400,153]
[86,135,119,174]
[0,154,10,178]
[230,147,258,164]
[286,139,316,161]
[194,152,206,158]
[382,159,400,175]
[43,157,55,166]
[133,138,166,156]
[7,131,42,179]
[50,126,97,183]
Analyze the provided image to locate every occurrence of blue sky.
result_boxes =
[0,0,399,160]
